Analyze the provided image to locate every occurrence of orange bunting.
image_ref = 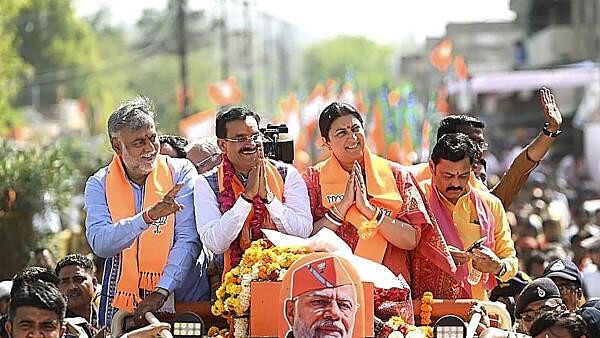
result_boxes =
[429,38,453,72]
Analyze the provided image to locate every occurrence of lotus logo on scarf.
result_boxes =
[152,216,168,234]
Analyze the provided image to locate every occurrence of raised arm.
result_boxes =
[491,87,563,208]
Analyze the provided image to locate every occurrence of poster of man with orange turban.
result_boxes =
[278,253,366,338]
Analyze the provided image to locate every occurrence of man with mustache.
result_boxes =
[85,96,201,326]
[280,254,362,338]
[194,106,312,274]
[421,133,518,300]
[410,87,563,209]
[55,254,99,337]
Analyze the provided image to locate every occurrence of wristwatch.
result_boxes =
[542,123,562,138]
[261,191,275,204]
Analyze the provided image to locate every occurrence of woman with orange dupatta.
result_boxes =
[303,102,466,303]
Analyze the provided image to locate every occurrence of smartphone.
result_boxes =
[466,236,487,253]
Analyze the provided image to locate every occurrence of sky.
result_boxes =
[75,0,516,44]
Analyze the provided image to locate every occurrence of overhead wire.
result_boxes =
[15,7,178,87]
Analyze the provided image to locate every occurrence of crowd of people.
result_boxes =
[1,87,599,337]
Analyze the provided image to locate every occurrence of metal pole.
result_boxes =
[220,0,229,78]
[176,0,189,117]
[243,0,254,106]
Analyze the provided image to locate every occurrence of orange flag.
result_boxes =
[400,127,414,165]
[367,102,386,155]
[454,55,469,80]
[207,76,242,107]
[178,109,216,140]
[429,38,453,72]
[421,119,432,159]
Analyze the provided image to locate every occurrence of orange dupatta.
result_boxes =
[105,154,174,312]
[317,147,403,264]
[218,161,285,273]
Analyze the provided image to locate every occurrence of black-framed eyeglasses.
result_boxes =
[221,133,264,144]
[194,153,222,170]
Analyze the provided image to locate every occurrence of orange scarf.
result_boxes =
[106,154,174,312]
[317,147,403,263]
[218,161,285,272]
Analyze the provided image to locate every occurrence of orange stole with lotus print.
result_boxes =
[106,154,174,312]
[317,147,403,264]
[218,161,285,273]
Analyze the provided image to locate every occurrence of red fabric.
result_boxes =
[303,162,467,300]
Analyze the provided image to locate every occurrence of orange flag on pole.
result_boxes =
[454,55,469,80]
[367,102,386,155]
[207,76,243,107]
[429,38,453,72]
[178,109,216,141]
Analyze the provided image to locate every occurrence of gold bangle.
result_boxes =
[331,204,344,220]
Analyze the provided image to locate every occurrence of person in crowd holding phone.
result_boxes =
[420,133,518,300]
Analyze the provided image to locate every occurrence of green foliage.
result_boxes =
[57,136,112,192]
[13,0,101,106]
[0,0,32,134]
[125,49,220,133]
[0,139,78,215]
[302,35,393,93]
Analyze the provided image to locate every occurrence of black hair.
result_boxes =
[430,133,479,165]
[55,254,95,277]
[12,267,59,297]
[436,115,485,140]
[318,102,364,141]
[525,250,548,276]
[530,311,588,337]
[8,280,66,322]
[215,106,261,139]
[159,134,189,158]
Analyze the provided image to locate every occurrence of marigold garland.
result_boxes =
[211,239,312,337]
[376,291,434,338]
[207,326,228,337]
[380,314,434,338]
[358,218,379,239]
[420,291,434,326]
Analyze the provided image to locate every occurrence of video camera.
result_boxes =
[260,123,294,164]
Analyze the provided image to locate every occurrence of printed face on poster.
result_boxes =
[278,253,365,338]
